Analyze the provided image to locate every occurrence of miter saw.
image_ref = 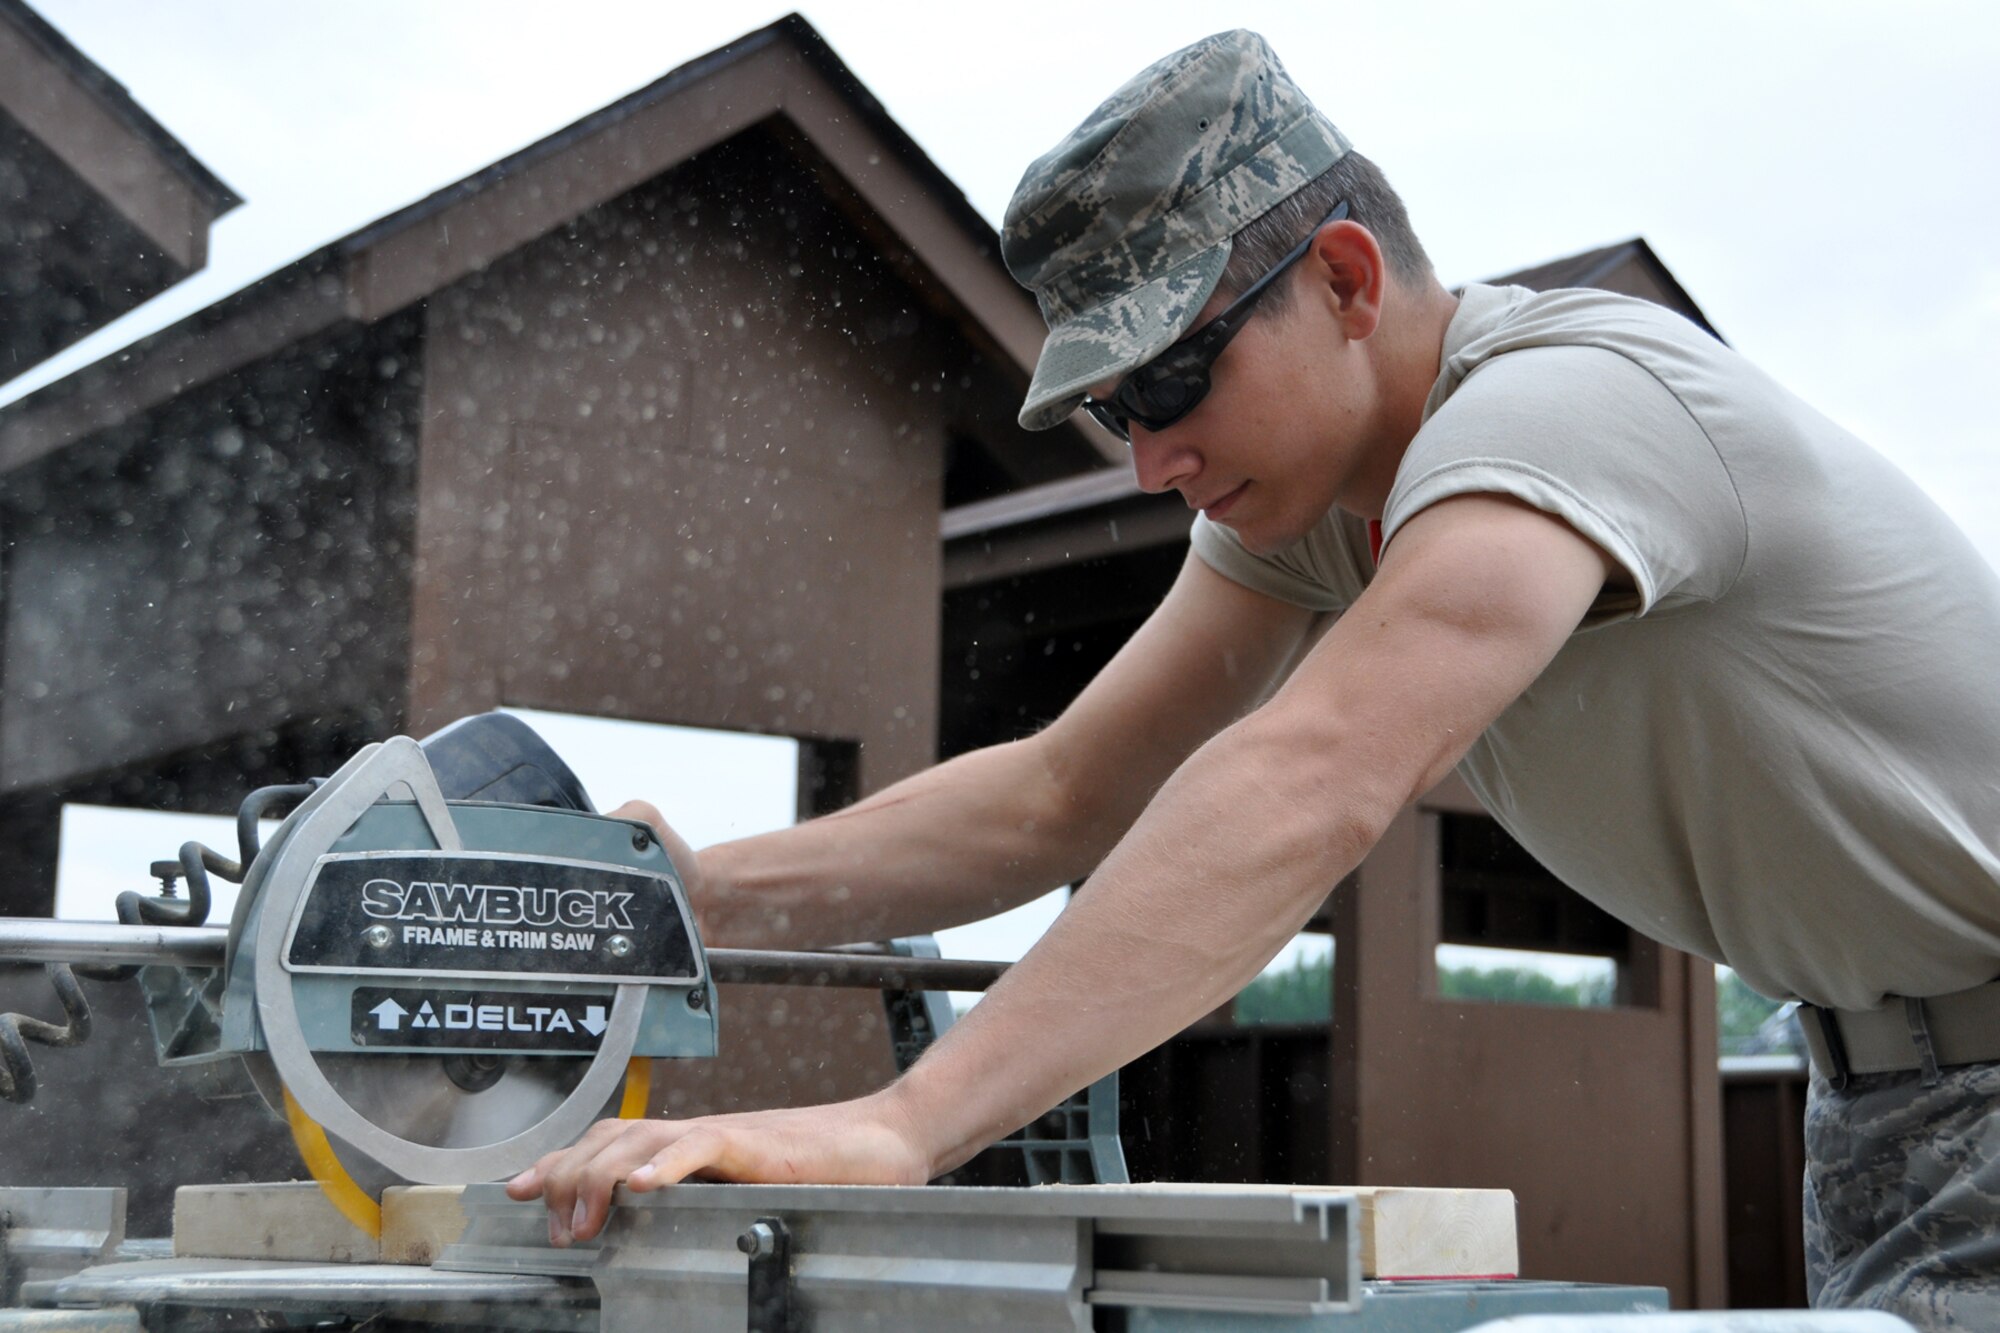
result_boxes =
[4,714,724,1229]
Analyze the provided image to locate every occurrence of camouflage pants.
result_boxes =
[1805,1060,2000,1330]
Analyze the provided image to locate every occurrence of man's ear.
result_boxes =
[1306,221,1386,341]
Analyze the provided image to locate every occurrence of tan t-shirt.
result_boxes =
[1192,283,2000,1009]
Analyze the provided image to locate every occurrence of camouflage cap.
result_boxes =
[1003,31,1351,432]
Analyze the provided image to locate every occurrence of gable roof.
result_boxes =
[0,0,241,218]
[0,0,242,374]
[1487,237,1722,340]
[0,13,1118,474]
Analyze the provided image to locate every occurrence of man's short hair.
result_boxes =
[1220,152,1434,307]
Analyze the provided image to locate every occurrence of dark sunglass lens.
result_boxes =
[1084,402,1130,440]
[1125,370,1207,431]
[1124,348,1211,428]
[1148,376,1193,413]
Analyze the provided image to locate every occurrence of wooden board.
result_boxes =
[381,1185,470,1265]
[1353,1185,1517,1278]
[172,1183,377,1263]
[1042,1183,1517,1279]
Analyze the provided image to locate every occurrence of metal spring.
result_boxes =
[73,783,314,982]
[3,782,317,1102]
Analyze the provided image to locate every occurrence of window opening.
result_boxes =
[1234,934,1333,1025]
[54,805,273,922]
[1433,812,1638,1009]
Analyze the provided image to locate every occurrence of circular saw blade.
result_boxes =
[314,1052,602,1151]
[313,1053,633,1201]
[247,1049,653,1221]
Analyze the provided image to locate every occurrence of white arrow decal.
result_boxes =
[369,997,409,1031]
[580,1005,609,1037]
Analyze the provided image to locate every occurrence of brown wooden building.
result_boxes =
[0,11,1103,1233]
[0,13,1109,901]
[0,0,240,375]
[1,15,1749,1306]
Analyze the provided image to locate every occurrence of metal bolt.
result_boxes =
[737,1221,776,1257]
[686,987,706,1010]
[363,925,393,949]
[606,934,634,958]
[632,829,652,851]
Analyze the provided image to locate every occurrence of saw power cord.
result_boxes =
[0,962,90,1103]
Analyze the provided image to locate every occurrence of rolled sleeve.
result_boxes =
[1383,344,1747,620]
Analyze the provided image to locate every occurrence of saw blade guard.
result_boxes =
[215,728,714,1185]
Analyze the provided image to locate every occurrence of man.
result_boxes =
[511,30,2000,1326]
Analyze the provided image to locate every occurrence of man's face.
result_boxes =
[1087,275,1382,554]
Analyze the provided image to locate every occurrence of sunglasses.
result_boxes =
[1082,200,1350,442]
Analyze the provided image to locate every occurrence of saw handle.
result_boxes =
[0,963,92,1104]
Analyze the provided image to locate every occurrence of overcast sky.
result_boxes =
[16,0,1998,570]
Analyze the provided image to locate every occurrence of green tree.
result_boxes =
[1234,954,1332,1024]
[1436,964,1613,1008]
[1717,967,1799,1056]
[1236,954,1628,1023]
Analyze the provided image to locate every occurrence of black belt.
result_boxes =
[1799,977,2000,1090]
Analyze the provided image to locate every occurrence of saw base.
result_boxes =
[20,1183,1670,1332]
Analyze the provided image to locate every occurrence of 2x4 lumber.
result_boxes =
[172,1183,474,1266]
[172,1183,377,1263]
[1353,1185,1518,1278]
[380,1185,470,1265]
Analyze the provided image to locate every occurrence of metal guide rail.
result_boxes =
[0,920,1010,993]
[13,1182,1668,1332]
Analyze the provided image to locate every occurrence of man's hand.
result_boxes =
[606,799,716,933]
[504,1093,932,1246]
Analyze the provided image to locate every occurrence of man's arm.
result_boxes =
[516,494,1614,1239]
[682,552,1317,948]
[888,495,1616,1172]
